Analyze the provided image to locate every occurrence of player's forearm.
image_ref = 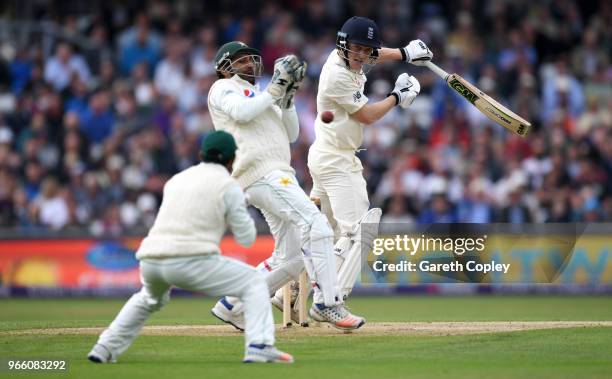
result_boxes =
[221,92,276,124]
[282,107,299,143]
[352,96,396,125]
[376,47,404,64]
[223,186,256,247]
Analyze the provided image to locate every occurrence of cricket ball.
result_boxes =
[321,111,334,123]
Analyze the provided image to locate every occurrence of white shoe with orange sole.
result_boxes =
[243,344,294,363]
[308,303,365,331]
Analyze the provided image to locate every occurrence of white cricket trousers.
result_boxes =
[308,147,370,238]
[246,170,339,306]
[95,255,274,359]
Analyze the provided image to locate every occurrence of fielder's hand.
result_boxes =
[388,73,420,108]
[402,39,433,66]
[279,61,307,109]
[267,55,299,99]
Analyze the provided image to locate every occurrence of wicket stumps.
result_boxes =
[282,271,310,327]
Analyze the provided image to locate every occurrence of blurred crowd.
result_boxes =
[0,0,610,234]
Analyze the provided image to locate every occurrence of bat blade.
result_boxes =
[424,61,532,137]
[447,74,532,137]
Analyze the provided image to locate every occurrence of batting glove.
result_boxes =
[400,39,433,66]
[279,61,307,109]
[267,55,299,99]
[388,73,420,108]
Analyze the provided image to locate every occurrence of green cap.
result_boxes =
[214,41,261,71]
[200,131,237,164]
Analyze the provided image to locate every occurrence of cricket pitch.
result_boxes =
[4,321,612,337]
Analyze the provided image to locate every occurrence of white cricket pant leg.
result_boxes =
[309,160,370,236]
[308,148,372,299]
[96,255,274,360]
[255,208,305,292]
[310,186,340,242]
[247,170,339,306]
[224,217,303,307]
[229,210,304,300]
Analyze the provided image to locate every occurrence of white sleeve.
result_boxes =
[223,184,256,247]
[281,106,299,143]
[209,82,276,123]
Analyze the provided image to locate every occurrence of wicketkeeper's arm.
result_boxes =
[210,82,276,124]
[281,107,299,143]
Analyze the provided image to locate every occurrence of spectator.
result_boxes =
[43,42,91,91]
[419,193,459,223]
[499,187,533,223]
[119,26,162,77]
[30,177,70,229]
[9,49,32,94]
[154,44,187,100]
[79,89,115,144]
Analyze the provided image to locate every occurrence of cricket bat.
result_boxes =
[425,61,532,137]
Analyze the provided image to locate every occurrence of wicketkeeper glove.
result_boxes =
[279,61,307,109]
[400,39,433,66]
[267,55,300,99]
[388,73,420,108]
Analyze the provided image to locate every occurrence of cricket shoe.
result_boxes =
[309,303,365,331]
[211,296,245,331]
[243,344,294,363]
[87,344,116,363]
[270,281,300,323]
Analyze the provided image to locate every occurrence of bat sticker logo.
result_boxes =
[449,78,479,104]
[484,106,512,125]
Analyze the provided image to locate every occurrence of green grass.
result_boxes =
[1,296,612,331]
[1,296,611,378]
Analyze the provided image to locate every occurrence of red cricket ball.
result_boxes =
[321,111,334,123]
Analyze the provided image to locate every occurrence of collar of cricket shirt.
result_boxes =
[230,74,260,92]
[331,50,367,78]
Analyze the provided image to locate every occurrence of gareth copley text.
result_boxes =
[372,260,511,275]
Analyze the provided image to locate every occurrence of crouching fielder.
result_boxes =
[309,17,431,300]
[87,131,293,364]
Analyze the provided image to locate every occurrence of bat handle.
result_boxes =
[424,61,450,81]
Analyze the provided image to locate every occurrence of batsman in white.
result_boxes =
[87,131,293,364]
[207,42,365,331]
[308,17,433,302]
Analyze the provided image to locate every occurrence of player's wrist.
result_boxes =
[387,92,400,106]
[398,47,408,62]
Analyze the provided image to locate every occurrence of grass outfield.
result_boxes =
[1,296,612,378]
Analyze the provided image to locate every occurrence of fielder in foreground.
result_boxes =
[207,42,365,331]
[87,131,293,364]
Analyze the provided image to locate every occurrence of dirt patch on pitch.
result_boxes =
[3,321,612,337]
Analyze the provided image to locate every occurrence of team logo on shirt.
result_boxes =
[279,177,292,186]
[244,89,255,97]
[353,91,362,103]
